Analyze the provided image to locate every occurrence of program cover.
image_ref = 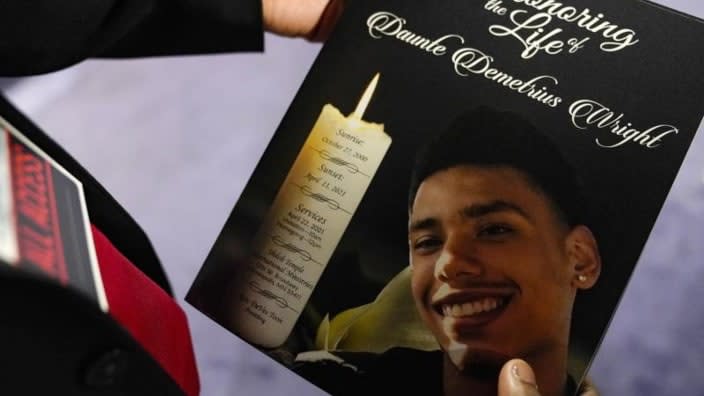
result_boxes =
[188,1,704,394]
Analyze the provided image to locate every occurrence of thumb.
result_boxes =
[498,359,541,396]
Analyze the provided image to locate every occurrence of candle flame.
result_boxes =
[352,73,380,120]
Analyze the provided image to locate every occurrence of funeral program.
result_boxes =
[188,1,704,394]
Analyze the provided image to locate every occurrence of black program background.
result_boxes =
[190,0,704,381]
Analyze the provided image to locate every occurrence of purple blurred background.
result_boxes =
[3,1,703,394]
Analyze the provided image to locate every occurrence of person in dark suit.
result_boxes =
[0,2,342,395]
[0,3,594,395]
[0,0,344,75]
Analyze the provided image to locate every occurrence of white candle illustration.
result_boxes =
[230,74,392,348]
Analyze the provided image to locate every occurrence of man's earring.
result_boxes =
[578,274,587,282]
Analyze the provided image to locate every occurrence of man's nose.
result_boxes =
[434,232,483,282]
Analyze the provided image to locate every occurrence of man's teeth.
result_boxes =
[441,298,504,317]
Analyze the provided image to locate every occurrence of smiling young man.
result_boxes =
[407,107,602,396]
[294,107,601,396]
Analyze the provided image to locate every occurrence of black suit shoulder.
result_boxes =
[0,0,263,75]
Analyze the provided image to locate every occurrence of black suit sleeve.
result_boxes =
[0,0,263,76]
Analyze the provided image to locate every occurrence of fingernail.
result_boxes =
[511,362,539,390]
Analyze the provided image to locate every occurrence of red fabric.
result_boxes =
[91,225,199,396]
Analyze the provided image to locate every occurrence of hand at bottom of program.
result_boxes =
[498,359,598,396]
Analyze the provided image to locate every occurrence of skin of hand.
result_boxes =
[498,359,599,396]
[261,0,346,41]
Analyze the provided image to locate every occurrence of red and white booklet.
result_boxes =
[0,116,107,311]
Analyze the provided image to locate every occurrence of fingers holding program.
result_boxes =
[261,0,346,41]
[498,359,599,396]
[578,377,599,396]
[499,359,542,396]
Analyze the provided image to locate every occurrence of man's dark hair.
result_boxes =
[408,107,585,228]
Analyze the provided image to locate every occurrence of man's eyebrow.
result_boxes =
[408,217,439,234]
[462,200,530,220]
[409,200,530,233]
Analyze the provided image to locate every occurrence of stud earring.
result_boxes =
[578,275,587,282]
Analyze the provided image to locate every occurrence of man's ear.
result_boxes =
[565,225,601,289]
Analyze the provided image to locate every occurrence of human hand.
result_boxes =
[498,359,598,396]
[261,0,345,41]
